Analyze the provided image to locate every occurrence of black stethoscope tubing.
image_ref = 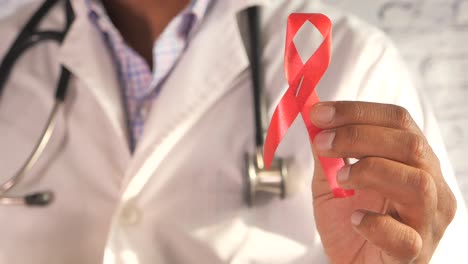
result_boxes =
[246,6,267,148]
[0,0,74,101]
[0,1,58,91]
[0,0,74,206]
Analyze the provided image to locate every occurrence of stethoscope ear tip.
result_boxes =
[25,191,54,206]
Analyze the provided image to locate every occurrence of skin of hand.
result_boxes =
[309,101,457,264]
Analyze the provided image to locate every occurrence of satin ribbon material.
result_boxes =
[263,13,354,198]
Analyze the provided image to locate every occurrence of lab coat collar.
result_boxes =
[58,0,130,154]
[122,0,270,199]
[57,0,267,155]
[58,0,269,198]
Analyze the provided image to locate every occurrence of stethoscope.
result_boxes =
[0,0,289,207]
[244,6,288,206]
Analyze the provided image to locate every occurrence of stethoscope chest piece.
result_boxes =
[245,147,288,206]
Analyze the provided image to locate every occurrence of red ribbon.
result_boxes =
[263,13,354,198]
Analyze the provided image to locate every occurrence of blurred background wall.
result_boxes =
[1,0,467,205]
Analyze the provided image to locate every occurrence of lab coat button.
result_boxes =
[120,203,141,226]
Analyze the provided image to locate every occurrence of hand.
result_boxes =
[309,101,457,264]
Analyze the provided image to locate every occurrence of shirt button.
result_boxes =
[139,105,150,120]
[120,201,141,226]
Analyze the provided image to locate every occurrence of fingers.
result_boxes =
[310,101,439,169]
[313,125,436,168]
[308,101,454,262]
[352,210,423,263]
[310,101,420,131]
[337,158,436,204]
[337,157,437,226]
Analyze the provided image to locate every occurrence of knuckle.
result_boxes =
[406,133,428,164]
[352,158,378,187]
[361,215,422,262]
[352,103,366,120]
[391,226,422,262]
[361,157,379,171]
[443,187,457,224]
[432,222,445,242]
[365,215,382,234]
[344,126,360,146]
[382,219,421,261]
[393,106,413,129]
[402,232,423,261]
[358,157,380,176]
[407,169,433,197]
[432,188,457,241]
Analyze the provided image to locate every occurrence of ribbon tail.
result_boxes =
[301,97,355,197]
[319,157,355,198]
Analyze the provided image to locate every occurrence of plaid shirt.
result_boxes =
[86,0,211,152]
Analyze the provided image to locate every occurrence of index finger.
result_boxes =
[309,101,421,131]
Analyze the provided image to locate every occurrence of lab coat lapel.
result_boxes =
[58,0,129,153]
[122,0,268,200]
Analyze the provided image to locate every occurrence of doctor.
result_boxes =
[0,0,467,263]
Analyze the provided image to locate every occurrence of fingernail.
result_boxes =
[337,166,350,182]
[351,211,365,226]
[314,130,335,151]
[311,104,335,125]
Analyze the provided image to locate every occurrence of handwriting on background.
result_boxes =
[1,0,467,204]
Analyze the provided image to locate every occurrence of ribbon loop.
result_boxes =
[264,13,354,198]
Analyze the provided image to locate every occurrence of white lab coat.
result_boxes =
[0,0,467,263]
